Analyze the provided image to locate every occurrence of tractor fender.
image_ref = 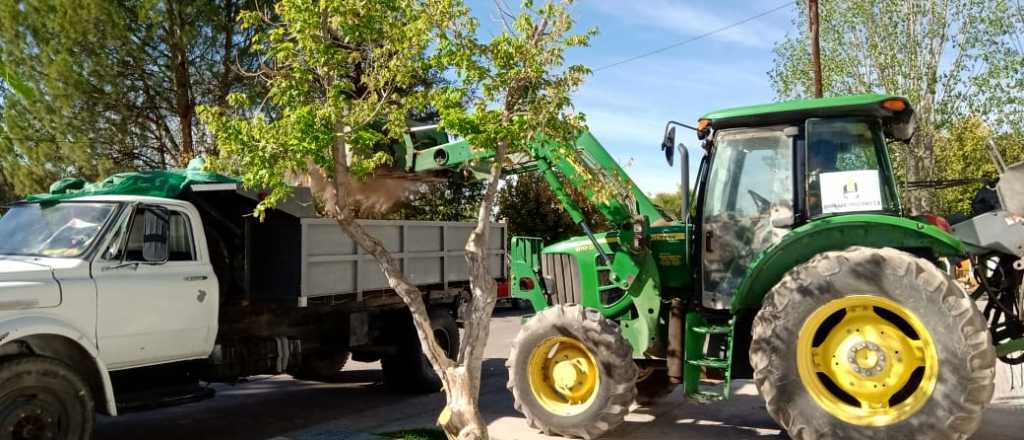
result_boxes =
[730,214,965,311]
[0,315,118,416]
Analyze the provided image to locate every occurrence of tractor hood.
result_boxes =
[0,259,62,310]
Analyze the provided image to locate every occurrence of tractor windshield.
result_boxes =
[806,118,895,217]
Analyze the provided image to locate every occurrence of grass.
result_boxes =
[378,428,447,440]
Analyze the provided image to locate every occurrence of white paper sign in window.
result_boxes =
[819,170,883,213]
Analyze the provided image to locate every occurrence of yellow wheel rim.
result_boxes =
[797,295,939,426]
[527,336,600,416]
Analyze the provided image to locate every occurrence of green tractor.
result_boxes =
[402,94,1019,439]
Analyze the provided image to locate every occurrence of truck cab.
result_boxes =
[0,196,217,410]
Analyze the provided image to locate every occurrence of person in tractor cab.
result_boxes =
[806,138,840,214]
[806,120,885,216]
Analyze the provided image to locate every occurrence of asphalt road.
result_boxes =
[96,308,1024,440]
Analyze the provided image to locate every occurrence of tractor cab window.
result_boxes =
[702,127,793,309]
[806,119,892,217]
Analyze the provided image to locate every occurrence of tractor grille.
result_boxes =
[541,253,582,305]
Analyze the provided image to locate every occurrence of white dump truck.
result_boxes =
[0,169,505,439]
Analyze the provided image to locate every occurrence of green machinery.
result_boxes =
[399,94,1019,440]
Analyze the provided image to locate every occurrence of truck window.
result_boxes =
[117,208,196,262]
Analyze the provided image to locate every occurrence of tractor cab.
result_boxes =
[668,94,915,309]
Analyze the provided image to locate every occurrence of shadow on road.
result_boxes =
[609,390,785,439]
[97,368,399,440]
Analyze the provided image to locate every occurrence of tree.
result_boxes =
[931,117,1024,216]
[497,173,606,243]
[0,59,12,203]
[0,0,262,195]
[201,1,595,438]
[770,0,1024,213]
[651,188,682,220]
[388,172,486,221]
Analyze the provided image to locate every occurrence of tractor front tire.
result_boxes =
[751,247,995,440]
[507,305,637,439]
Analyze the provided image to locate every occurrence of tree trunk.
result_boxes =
[314,127,507,440]
[439,141,508,440]
[438,366,487,440]
[328,137,452,367]
[167,0,195,166]
[318,133,483,436]
[217,0,236,106]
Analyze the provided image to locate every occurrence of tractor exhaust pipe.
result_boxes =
[679,143,690,224]
[667,298,684,384]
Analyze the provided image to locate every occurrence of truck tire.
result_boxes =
[382,309,459,393]
[0,356,95,440]
[290,349,349,382]
[634,367,674,405]
[507,305,637,439]
[750,247,995,440]
[515,298,534,311]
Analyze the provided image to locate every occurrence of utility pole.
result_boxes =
[809,0,823,98]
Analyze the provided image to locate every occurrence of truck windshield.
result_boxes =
[0,202,117,258]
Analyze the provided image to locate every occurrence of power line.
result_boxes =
[594,1,797,72]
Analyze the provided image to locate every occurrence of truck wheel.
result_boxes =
[515,298,534,311]
[634,367,674,405]
[382,309,459,393]
[507,305,637,439]
[0,356,94,440]
[290,349,349,382]
[750,247,995,440]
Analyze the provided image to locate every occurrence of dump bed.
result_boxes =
[299,219,507,301]
[183,184,506,307]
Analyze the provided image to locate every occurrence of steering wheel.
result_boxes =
[748,189,772,214]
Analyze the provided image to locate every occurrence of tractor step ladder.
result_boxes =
[683,312,734,402]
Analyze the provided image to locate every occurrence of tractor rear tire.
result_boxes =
[751,247,995,440]
[382,308,459,393]
[507,305,637,439]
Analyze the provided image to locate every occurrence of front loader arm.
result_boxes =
[403,131,667,228]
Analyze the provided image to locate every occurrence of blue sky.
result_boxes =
[466,0,800,195]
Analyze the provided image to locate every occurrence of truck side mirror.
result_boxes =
[661,126,676,166]
[142,205,170,263]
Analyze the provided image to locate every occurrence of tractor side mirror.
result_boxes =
[142,205,170,263]
[661,127,676,166]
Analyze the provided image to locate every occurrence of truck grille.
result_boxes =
[541,253,582,305]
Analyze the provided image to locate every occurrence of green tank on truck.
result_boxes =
[399,93,1020,440]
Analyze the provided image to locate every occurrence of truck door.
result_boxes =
[93,204,218,369]
[701,127,793,309]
